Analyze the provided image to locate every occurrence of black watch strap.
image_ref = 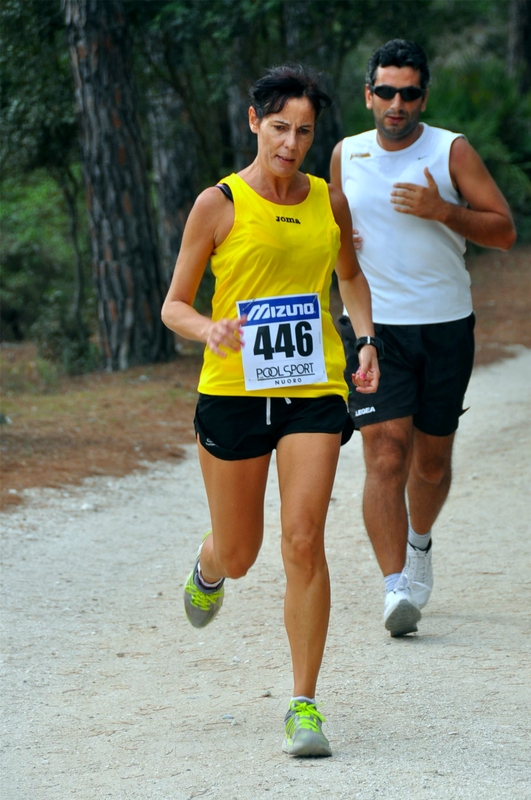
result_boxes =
[355,335,384,359]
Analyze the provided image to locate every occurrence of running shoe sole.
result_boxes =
[384,598,421,637]
[282,733,332,757]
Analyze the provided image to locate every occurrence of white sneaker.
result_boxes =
[405,539,433,609]
[383,574,421,637]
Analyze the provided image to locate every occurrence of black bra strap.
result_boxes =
[216,183,234,202]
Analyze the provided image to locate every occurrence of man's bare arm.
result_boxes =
[391,137,516,251]
[330,139,363,250]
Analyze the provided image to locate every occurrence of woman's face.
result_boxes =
[249,96,316,177]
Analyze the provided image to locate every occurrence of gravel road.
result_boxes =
[2,348,530,800]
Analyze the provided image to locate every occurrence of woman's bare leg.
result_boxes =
[276,432,341,699]
[197,443,271,581]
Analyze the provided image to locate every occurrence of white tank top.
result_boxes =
[341,123,472,324]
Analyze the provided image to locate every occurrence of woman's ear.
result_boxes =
[248,106,260,133]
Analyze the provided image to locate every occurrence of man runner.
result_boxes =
[330,39,516,637]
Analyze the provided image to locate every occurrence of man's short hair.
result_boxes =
[366,39,430,90]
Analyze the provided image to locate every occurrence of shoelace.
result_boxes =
[393,572,411,593]
[407,544,431,580]
[184,582,223,610]
[287,702,326,733]
[400,570,429,594]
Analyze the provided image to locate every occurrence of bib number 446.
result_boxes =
[253,322,313,361]
[236,293,327,390]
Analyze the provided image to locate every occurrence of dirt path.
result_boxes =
[2,348,530,800]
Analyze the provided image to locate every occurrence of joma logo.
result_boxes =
[275,216,301,224]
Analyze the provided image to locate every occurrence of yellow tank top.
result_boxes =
[197,172,347,399]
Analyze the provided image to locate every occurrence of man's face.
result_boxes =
[366,65,428,146]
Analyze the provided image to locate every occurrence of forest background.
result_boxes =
[1,0,530,509]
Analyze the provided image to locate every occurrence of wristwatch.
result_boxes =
[355,335,384,359]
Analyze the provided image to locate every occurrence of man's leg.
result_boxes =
[360,416,414,577]
[360,417,423,635]
[407,428,455,534]
[402,428,455,611]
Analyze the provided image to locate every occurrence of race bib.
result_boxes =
[236,293,327,391]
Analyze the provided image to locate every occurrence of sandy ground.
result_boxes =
[1,347,530,800]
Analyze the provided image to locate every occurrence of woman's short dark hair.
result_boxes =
[366,39,430,90]
[249,63,332,121]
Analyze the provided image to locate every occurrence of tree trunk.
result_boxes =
[147,84,197,285]
[508,0,531,92]
[281,2,343,181]
[227,79,255,173]
[65,0,174,370]
[54,165,85,333]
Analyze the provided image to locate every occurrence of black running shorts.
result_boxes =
[339,313,475,437]
[194,394,354,460]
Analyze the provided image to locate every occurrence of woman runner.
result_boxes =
[161,64,379,757]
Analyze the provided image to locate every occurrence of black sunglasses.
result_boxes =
[370,84,425,102]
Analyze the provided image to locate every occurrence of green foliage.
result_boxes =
[0,174,79,263]
[0,0,77,177]
[0,0,97,370]
[30,291,100,376]
[0,172,98,373]
[0,174,69,340]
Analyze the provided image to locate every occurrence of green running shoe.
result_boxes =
[183,532,224,628]
[282,700,332,757]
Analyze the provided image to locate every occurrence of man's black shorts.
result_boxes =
[339,313,475,437]
[194,394,354,461]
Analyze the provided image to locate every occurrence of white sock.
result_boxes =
[408,522,431,550]
[384,572,401,593]
[196,566,224,590]
[291,695,315,705]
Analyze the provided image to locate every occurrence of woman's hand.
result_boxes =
[352,228,363,250]
[352,344,379,393]
[206,316,247,358]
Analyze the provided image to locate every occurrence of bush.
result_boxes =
[0,242,63,341]
[30,291,100,376]
[0,171,100,373]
